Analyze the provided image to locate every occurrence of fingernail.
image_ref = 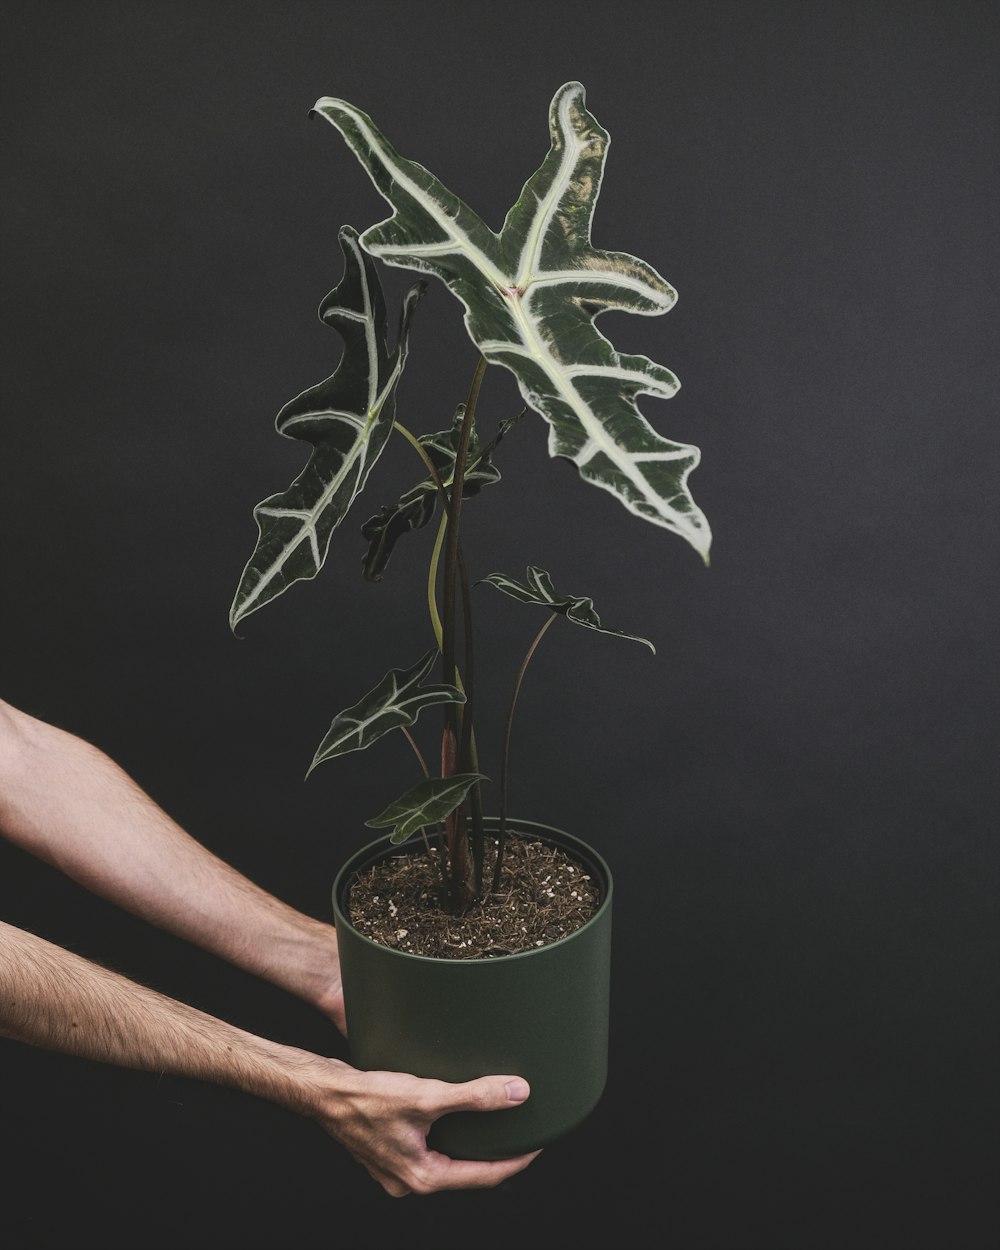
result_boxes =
[505,1079,529,1103]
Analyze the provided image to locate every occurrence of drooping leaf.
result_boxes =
[311,82,711,564]
[480,565,655,652]
[365,772,487,845]
[360,408,520,581]
[307,649,465,776]
[229,226,425,631]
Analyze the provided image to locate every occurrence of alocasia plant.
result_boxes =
[231,82,710,914]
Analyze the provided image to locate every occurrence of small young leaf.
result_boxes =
[229,226,424,631]
[361,409,519,581]
[307,650,464,775]
[480,565,655,652]
[365,773,488,845]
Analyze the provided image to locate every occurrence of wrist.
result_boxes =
[274,918,342,1015]
[243,1039,354,1119]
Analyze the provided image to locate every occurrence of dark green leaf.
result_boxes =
[480,565,655,652]
[312,83,711,563]
[307,649,465,775]
[230,226,424,630]
[361,409,519,581]
[365,773,488,844]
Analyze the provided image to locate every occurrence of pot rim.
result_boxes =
[332,816,613,967]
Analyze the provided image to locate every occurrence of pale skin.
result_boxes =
[0,700,539,1196]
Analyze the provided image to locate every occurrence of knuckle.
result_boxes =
[465,1083,492,1112]
[405,1163,438,1196]
[412,1086,441,1117]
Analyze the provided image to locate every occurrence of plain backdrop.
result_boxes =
[1,2,998,1248]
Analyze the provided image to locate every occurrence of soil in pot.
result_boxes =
[346,831,601,958]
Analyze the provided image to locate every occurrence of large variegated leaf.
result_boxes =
[365,773,487,845]
[312,82,711,563]
[361,408,519,581]
[229,226,424,631]
[480,565,655,652]
[306,649,465,776]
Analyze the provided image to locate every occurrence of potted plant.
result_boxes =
[229,81,711,1161]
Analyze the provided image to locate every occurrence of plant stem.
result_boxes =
[399,725,430,779]
[392,420,454,669]
[440,357,487,912]
[456,547,486,894]
[394,384,487,911]
[392,420,441,484]
[440,359,486,697]
[427,512,447,651]
[398,726,442,865]
[413,437,485,886]
[491,612,558,894]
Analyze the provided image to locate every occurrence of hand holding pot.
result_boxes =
[309,1064,540,1196]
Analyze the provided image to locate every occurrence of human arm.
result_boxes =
[0,699,345,1032]
[0,919,537,1195]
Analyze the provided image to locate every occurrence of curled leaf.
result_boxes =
[361,409,520,581]
[230,226,424,631]
[480,565,655,652]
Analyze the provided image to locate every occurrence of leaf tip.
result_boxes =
[556,80,587,104]
[228,604,246,638]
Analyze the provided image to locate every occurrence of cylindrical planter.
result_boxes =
[332,817,612,1161]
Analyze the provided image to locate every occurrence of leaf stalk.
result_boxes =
[492,612,558,893]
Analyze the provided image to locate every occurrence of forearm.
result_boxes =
[0,920,538,1196]
[0,918,329,1112]
[0,701,338,1014]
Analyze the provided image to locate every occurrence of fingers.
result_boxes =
[374,1148,542,1197]
[425,1074,531,1118]
[361,1162,410,1198]
[416,1148,542,1193]
[321,1067,539,1197]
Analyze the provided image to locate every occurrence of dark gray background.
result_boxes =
[2,2,997,1247]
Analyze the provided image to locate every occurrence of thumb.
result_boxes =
[429,1074,531,1119]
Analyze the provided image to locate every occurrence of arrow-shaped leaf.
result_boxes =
[312,82,711,563]
[365,772,487,845]
[480,565,655,652]
[360,408,519,581]
[230,225,424,631]
[307,649,465,775]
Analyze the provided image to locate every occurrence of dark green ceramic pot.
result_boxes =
[332,817,612,1161]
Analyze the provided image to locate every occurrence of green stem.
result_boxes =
[392,419,453,661]
[398,423,482,796]
[398,726,441,865]
[427,511,447,652]
[392,420,439,481]
[394,389,486,909]
[491,612,558,894]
